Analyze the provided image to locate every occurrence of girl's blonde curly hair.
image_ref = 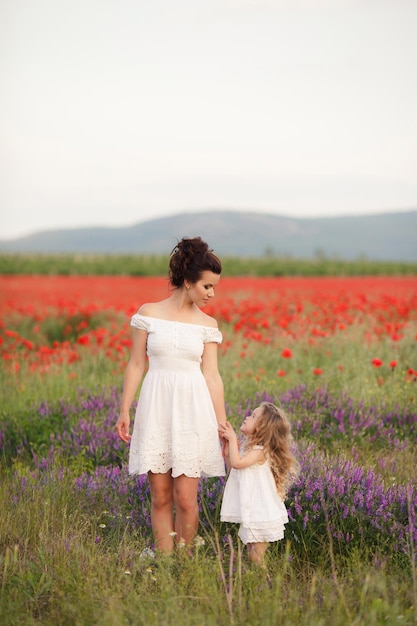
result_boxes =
[246,401,299,498]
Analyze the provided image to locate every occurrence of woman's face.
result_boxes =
[187,271,220,308]
[240,406,263,435]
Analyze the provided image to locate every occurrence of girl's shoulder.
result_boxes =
[241,444,266,467]
[239,438,263,451]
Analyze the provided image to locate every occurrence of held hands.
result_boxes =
[219,422,237,464]
[218,421,237,442]
[116,414,132,443]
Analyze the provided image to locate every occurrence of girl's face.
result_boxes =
[240,406,263,435]
[186,271,220,308]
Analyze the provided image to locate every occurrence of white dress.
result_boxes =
[220,445,289,544]
[128,314,225,479]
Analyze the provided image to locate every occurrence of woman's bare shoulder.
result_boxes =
[196,309,218,328]
[137,302,162,316]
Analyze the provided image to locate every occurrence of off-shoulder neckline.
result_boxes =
[132,312,220,331]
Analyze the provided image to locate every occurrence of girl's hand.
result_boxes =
[218,421,237,442]
[116,414,132,443]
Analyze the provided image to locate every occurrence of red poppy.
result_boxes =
[313,368,323,375]
[77,334,90,346]
[1,275,417,374]
[5,329,19,338]
[389,360,398,369]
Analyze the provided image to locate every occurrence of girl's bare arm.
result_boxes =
[219,422,265,469]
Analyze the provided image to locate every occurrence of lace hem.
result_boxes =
[238,524,287,544]
[129,442,225,478]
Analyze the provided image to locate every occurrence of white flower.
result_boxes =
[139,547,155,560]
[194,535,205,547]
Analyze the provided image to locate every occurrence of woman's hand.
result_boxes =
[222,439,230,458]
[116,413,131,443]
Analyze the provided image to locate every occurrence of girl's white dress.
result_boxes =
[220,445,289,544]
[128,314,225,479]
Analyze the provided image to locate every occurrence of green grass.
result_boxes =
[1,464,415,626]
[0,319,416,624]
[1,252,417,276]
[0,323,414,418]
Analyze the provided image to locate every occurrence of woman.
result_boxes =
[116,236,226,552]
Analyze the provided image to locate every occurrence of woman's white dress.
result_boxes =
[220,445,289,544]
[128,314,225,479]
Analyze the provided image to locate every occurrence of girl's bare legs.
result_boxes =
[173,475,200,545]
[148,471,175,553]
[247,542,269,568]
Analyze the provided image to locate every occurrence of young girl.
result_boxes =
[219,401,299,567]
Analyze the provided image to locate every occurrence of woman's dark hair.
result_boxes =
[168,237,222,288]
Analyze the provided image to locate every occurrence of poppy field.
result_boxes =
[0,273,416,625]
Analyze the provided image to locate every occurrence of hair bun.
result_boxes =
[169,237,221,288]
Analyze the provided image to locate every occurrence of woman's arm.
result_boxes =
[115,328,148,443]
[201,342,227,427]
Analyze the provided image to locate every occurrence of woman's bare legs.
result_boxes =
[148,471,175,553]
[148,472,200,551]
[247,542,269,568]
[173,475,200,545]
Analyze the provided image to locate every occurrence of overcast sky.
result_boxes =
[1,0,416,240]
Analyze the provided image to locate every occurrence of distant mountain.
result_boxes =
[1,210,416,261]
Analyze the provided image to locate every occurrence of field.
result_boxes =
[0,272,416,625]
